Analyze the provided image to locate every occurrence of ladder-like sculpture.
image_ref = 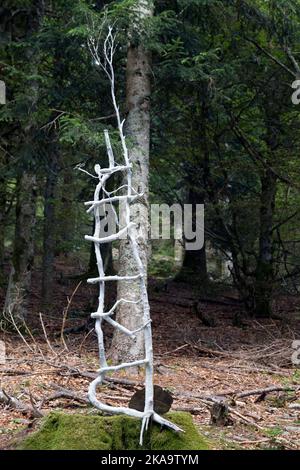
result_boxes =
[85,27,183,445]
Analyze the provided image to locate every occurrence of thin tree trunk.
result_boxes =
[111,0,153,362]
[178,88,208,284]
[178,189,207,283]
[253,169,277,317]
[182,244,207,279]
[2,0,44,323]
[59,169,74,257]
[3,173,37,322]
[0,175,6,284]
[42,150,59,307]
[253,83,279,318]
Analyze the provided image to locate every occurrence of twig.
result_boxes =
[228,407,265,431]
[189,343,233,358]
[5,307,35,354]
[45,384,90,405]
[79,328,95,355]
[160,344,189,356]
[60,281,82,350]
[245,37,296,78]
[39,312,57,356]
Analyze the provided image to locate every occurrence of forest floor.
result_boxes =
[1,263,300,450]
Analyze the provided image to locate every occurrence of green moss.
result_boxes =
[18,411,211,450]
[150,412,210,450]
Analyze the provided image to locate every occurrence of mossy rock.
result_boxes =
[18,411,211,450]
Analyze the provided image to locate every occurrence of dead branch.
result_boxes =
[39,312,57,356]
[0,389,43,418]
[172,406,204,415]
[60,281,82,349]
[189,343,233,358]
[44,384,90,405]
[236,385,299,399]
[0,368,33,376]
[44,383,129,407]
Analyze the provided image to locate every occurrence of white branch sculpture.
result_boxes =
[84,26,183,445]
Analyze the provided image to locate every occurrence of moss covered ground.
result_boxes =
[18,411,211,450]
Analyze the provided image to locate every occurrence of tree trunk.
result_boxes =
[3,173,37,323]
[58,169,74,257]
[42,151,59,307]
[253,82,279,318]
[182,245,207,279]
[2,0,44,324]
[178,189,207,283]
[178,88,208,284]
[253,169,277,318]
[0,174,6,284]
[111,0,153,362]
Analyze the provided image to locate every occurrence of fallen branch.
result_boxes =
[173,384,300,404]
[44,384,90,405]
[172,406,204,415]
[189,343,233,358]
[236,385,299,399]
[159,344,189,357]
[50,362,140,387]
[228,407,265,431]
[0,389,43,418]
[0,368,34,376]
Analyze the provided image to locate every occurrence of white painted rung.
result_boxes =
[87,274,142,284]
[85,223,135,244]
[98,164,132,175]
[85,194,140,207]
[98,359,148,374]
[90,298,142,318]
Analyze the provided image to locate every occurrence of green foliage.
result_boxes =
[2,0,300,313]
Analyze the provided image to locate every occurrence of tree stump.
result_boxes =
[210,401,233,426]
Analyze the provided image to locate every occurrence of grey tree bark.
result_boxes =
[2,0,44,323]
[0,174,6,283]
[111,0,153,362]
[3,173,37,323]
[42,149,59,307]
[59,169,74,257]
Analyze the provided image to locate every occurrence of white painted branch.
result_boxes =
[103,317,151,338]
[99,359,148,373]
[92,175,107,369]
[85,194,141,214]
[88,377,184,447]
[104,316,137,337]
[85,194,140,206]
[85,25,183,446]
[90,297,142,318]
[104,129,115,168]
[85,222,135,244]
[97,164,132,175]
[87,274,142,284]
[105,185,140,197]
[106,184,130,195]
[132,319,152,334]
